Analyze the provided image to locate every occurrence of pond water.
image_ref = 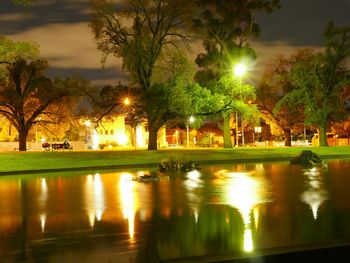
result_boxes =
[1,160,350,262]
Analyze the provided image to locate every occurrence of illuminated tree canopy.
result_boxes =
[281,22,350,146]
[257,49,313,146]
[90,0,197,150]
[0,38,84,151]
[193,0,280,147]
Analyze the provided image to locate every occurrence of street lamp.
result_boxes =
[186,116,195,148]
[234,63,246,77]
[234,63,247,147]
[123,97,130,106]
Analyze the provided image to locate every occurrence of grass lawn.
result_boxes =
[1,146,350,174]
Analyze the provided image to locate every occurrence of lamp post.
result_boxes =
[186,116,195,148]
[234,63,247,147]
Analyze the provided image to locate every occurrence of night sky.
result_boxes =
[1,0,350,85]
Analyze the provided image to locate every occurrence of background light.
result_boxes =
[123,98,130,105]
[234,63,247,77]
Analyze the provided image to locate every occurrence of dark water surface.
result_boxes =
[1,160,350,262]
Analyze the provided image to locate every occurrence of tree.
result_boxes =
[88,50,217,148]
[257,49,314,146]
[0,57,83,151]
[90,0,195,150]
[0,37,39,64]
[210,75,259,147]
[282,22,350,146]
[0,117,17,142]
[193,0,280,148]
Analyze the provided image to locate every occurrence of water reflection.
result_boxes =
[184,169,203,223]
[221,169,271,252]
[119,172,137,240]
[85,173,105,228]
[300,167,328,220]
[183,165,271,253]
[2,161,350,262]
[38,178,48,232]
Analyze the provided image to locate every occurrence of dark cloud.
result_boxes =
[0,0,89,34]
[0,0,128,86]
[1,0,350,85]
[46,66,128,86]
[255,0,350,46]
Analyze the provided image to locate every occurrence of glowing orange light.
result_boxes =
[124,98,130,105]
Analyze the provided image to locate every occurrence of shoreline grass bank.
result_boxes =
[1,146,350,175]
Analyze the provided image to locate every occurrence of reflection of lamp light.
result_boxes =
[120,173,136,240]
[184,170,203,223]
[300,167,328,220]
[85,174,105,228]
[40,213,46,233]
[39,178,48,232]
[224,172,270,252]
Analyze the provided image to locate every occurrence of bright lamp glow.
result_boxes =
[234,63,247,77]
[123,97,130,105]
[189,116,195,123]
[84,120,91,127]
[120,173,137,240]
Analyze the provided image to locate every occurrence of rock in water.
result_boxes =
[158,158,200,171]
[290,150,323,166]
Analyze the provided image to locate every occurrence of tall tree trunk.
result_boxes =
[148,123,158,150]
[223,115,233,148]
[18,129,28,151]
[284,128,291,147]
[318,125,328,146]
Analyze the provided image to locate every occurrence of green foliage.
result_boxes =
[0,37,39,63]
[209,75,257,120]
[257,49,315,145]
[193,0,280,79]
[273,22,350,146]
[0,37,39,81]
[192,0,278,147]
[90,0,196,149]
[12,0,32,6]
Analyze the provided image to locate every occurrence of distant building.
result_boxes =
[83,114,167,149]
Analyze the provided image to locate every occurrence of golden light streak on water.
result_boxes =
[119,173,137,240]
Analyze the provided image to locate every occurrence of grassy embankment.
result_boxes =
[1,146,350,175]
